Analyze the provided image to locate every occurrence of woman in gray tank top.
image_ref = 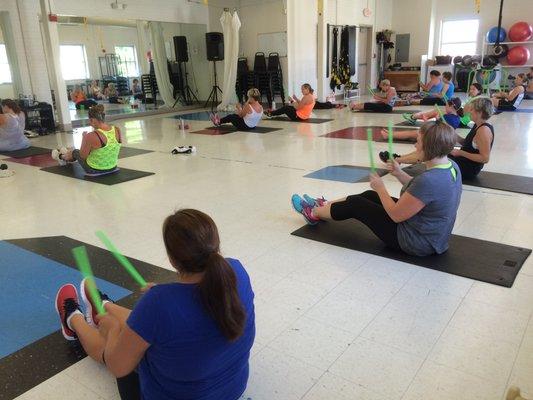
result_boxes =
[0,99,30,152]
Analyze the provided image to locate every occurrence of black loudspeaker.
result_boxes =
[206,32,224,61]
[173,36,188,62]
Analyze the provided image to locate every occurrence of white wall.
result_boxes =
[0,20,13,98]
[391,0,533,69]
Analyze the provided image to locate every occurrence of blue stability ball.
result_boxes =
[486,26,507,43]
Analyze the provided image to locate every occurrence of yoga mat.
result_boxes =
[395,120,471,129]
[4,154,58,168]
[291,220,530,287]
[118,147,153,159]
[269,117,333,124]
[322,126,417,143]
[304,165,388,183]
[40,163,154,185]
[353,109,421,114]
[403,164,533,196]
[0,146,51,158]
[192,125,283,135]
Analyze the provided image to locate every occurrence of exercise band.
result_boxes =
[367,128,376,173]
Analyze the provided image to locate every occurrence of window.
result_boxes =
[439,19,479,56]
[60,45,89,80]
[0,44,12,84]
[115,46,139,77]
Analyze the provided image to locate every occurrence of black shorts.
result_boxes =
[497,99,516,111]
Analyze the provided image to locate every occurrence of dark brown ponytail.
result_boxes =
[162,209,246,341]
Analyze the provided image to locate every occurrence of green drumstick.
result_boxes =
[367,128,376,173]
[96,231,147,287]
[387,121,394,160]
[72,246,106,315]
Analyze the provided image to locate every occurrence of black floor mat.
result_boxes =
[291,220,530,287]
[40,163,154,185]
[0,146,51,158]
[354,109,421,114]
[195,125,283,134]
[119,147,154,159]
[269,117,333,124]
[403,164,533,195]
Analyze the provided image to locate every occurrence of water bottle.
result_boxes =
[271,101,276,110]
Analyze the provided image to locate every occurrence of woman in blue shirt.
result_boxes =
[55,209,255,400]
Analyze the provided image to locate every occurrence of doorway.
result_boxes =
[356,26,373,91]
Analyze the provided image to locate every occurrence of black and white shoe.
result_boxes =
[171,146,196,154]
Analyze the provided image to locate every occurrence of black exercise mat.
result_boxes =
[0,146,51,158]
[270,117,333,124]
[354,109,421,114]
[201,125,283,134]
[395,120,470,129]
[40,163,154,185]
[119,146,154,159]
[0,235,177,400]
[291,220,530,287]
[403,164,533,195]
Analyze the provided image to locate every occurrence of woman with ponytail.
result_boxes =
[53,209,255,400]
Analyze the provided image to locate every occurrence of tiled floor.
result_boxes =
[2,98,533,400]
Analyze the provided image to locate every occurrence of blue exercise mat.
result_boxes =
[0,241,131,358]
[304,165,388,183]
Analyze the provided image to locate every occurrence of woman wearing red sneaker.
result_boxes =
[55,209,255,400]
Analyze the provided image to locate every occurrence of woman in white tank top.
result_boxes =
[0,99,30,152]
[491,74,526,111]
[211,88,263,130]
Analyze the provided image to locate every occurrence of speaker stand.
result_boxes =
[204,60,223,110]
[173,62,199,107]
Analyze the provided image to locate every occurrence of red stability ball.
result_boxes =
[507,46,530,65]
[508,21,533,42]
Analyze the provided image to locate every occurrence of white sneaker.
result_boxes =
[171,146,196,154]
[51,149,67,166]
[0,169,14,178]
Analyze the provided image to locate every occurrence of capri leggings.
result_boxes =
[330,190,401,250]
[363,102,393,112]
[270,105,303,121]
[220,114,253,130]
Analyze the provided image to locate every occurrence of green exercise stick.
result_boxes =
[367,128,376,173]
[96,231,147,287]
[435,104,447,123]
[387,121,394,160]
[72,246,106,315]
[368,86,376,95]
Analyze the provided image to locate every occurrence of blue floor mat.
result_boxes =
[0,241,131,358]
[304,165,388,183]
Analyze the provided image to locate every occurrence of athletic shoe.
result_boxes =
[55,284,83,341]
[378,151,400,163]
[80,278,111,327]
[0,169,14,178]
[291,194,306,213]
[51,149,67,166]
[303,194,327,208]
[171,146,196,154]
[263,110,273,119]
[301,203,320,226]
[209,113,220,126]
[402,113,417,124]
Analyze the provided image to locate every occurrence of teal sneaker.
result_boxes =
[291,194,307,213]
[303,194,327,208]
[402,113,416,124]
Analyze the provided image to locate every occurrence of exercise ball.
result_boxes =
[508,21,533,42]
[462,55,473,66]
[486,26,506,43]
[453,55,463,64]
[507,46,530,65]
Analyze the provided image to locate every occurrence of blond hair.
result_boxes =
[469,97,493,120]
[420,122,456,161]
[247,88,260,101]
[380,79,391,86]
[88,104,106,121]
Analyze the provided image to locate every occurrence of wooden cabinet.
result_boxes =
[384,71,420,92]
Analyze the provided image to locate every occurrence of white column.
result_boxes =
[39,0,71,129]
[316,0,329,101]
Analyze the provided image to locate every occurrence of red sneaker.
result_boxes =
[55,284,82,341]
[80,278,111,327]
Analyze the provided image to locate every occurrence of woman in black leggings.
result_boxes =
[449,97,494,179]
[291,122,462,256]
[265,83,315,121]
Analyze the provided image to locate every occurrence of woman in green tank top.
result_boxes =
[51,104,122,175]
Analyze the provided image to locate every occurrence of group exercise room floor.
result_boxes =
[1,98,533,400]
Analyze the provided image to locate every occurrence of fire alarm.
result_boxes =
[363,7,372,17]
[48,13,58,22]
